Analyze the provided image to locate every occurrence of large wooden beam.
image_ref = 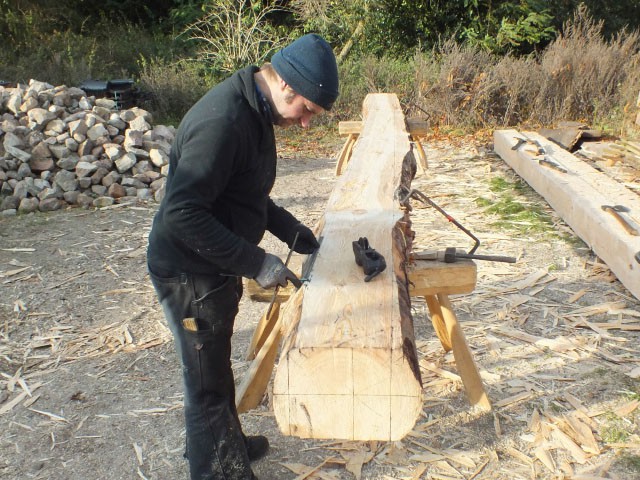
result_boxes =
[494,129,640,301]
[273,94,421,441]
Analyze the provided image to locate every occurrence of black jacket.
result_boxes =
[147,66,298,277]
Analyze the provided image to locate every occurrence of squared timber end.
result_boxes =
[408,259,477,296]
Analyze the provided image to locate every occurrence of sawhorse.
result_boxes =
[408,258,492,411]
[236,256,492,413]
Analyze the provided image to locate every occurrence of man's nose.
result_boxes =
[299,113,313,128]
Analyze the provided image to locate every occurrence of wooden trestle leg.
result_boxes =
[425,294,452,352]
[436,293,492,411]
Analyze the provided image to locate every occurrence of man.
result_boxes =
[146,34,339,479]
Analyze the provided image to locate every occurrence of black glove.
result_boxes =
[254,253,302,289]
[289,223,320,254]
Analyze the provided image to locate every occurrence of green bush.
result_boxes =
[137,56,210,126]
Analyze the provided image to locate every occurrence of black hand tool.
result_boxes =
[352,237,386,282]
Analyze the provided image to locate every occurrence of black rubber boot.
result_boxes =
[245,436,269,462]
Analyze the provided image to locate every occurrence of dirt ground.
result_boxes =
[1,130,639,480]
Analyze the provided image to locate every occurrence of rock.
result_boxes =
[133,160,153,174]
[7,94,22,115]
[105,144,124,161]
[65,137,79,151]
[29,158,55,173]
[54,170,78,192]
[45,119,66,135]
[154,184,166,203]
[31,142,52,161]
[20,96,39,112]
[107,182,127,198]
[149,148,169,167]
[124,129,143,148]
[108,114,126,130]
[93,196,115,208]
[39,198,64,212]
[38,186,59,200]
[121,176,146,189]
[75,161,98,178]
[1,195,20,210]
[93,106,112,119]
[56,155,80,170]
[17,163,32,180]
[137,188,153,200]
[115,152,136,173]
[1,182,13,196]
[129,107,152,123]
[49,144,71,160]
[90,167,109,185]
[63,190,80,204]
[129,116,150,132]
[27,108,57,128]
[78,177,92,189]
[68,119,88,137]
[28,79,54,93]
[12,180,29,199]
[125,146,149,158]
[102,171,121,187]
[3,131,24,149]
[0,80,174,214]
[18,197,39,214]
[150,177,166,192]
[152,124,175,142]
[76,193,94,208]
[77,139,94,157]
[5,145,31,162]
[78,97,92,110]
[87,123,109,142]
[95,98,116,110]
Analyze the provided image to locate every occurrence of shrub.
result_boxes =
[532,5,640,126]
[137,56,210,126]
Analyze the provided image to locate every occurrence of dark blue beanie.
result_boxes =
[271,34,339,111]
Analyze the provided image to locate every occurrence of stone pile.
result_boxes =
[0,79,174,216]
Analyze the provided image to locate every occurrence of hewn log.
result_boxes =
[273,94,421,441]
[494,129,640,301]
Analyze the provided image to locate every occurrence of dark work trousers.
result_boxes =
[148,266,254,480]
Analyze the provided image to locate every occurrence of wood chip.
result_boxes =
[614,399,640,417]
[0,266,30,277]
[533,446,556,472]
[133,442,143,466]
[420,361,461,382]
[567,289,587,303]
[566,301,626,317]
[550,426,589,464]
[504,446,533,466]
[29,408,67,422]
[494,391,533,408]
[564,414,600,454]
[343,450,368,480]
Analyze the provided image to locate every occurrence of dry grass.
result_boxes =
[409,6,640,132]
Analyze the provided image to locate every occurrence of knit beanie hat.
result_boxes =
[271,34,339,111]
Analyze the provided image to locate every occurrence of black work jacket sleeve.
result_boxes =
[160,115,266,278]
[266,199,300,245]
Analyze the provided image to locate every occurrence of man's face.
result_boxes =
[272,85,325,128]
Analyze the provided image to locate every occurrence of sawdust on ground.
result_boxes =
[0,128,639,480]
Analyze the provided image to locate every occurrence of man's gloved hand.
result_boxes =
[254,253,302,289]
[289,223,320,254]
